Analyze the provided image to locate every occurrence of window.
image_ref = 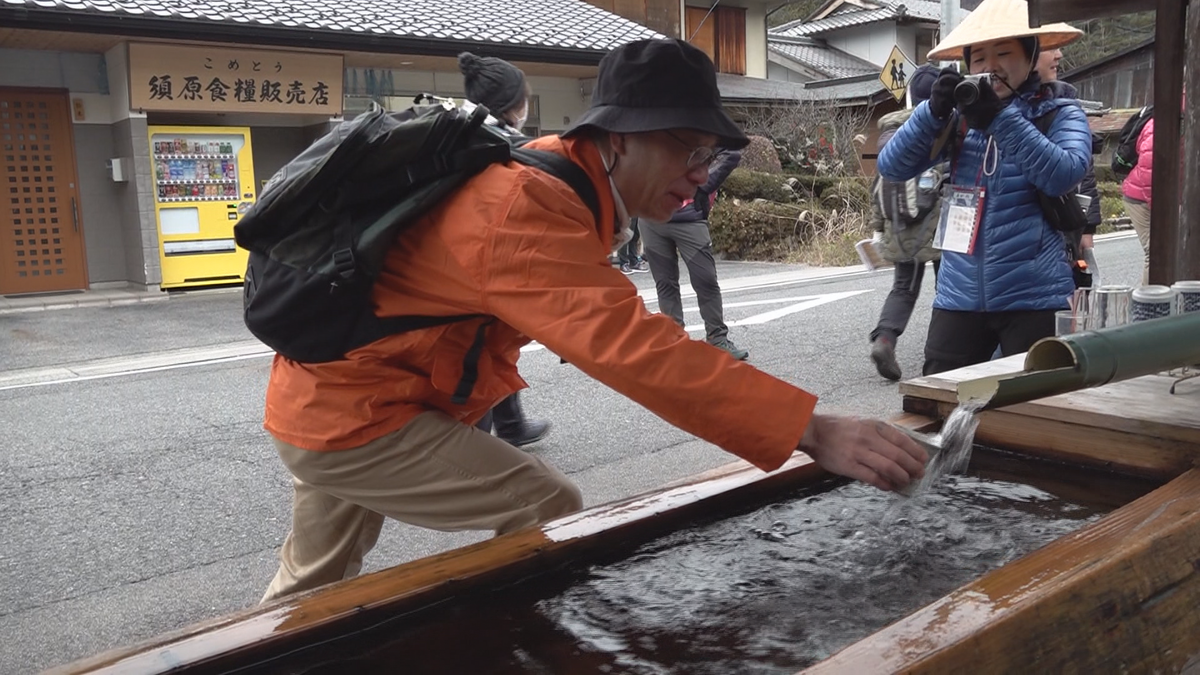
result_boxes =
[686,5,747,75]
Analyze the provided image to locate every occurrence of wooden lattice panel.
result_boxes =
[0,90,87,295]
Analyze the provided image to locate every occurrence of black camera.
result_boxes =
[954,74,993,106]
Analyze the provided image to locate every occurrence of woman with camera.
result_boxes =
[876,0,1093,376]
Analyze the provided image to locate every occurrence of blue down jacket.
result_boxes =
[877,87,1092,312]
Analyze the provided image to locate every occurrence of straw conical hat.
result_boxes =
[928,0,1083,61]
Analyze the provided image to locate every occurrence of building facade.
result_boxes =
[0,0,658,295]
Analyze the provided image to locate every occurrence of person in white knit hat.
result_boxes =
[878,0,1091,376]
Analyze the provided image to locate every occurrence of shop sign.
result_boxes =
[129,43,343,114]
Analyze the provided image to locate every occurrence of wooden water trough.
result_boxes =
[49,334,1200,674]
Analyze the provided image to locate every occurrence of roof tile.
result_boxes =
[769,37,879,79]
[772,0,940,37]
[2,0,662,51]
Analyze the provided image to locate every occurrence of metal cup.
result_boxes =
[1171,280,1200,314]
[1090,284,1133,329]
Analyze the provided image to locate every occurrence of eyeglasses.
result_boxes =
[662,130,724,170]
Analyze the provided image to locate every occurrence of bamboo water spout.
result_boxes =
[956,312,1200,410]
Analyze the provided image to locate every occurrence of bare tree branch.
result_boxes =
[731,99,874,176]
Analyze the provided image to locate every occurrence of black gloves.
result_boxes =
[927,67,962,120]
[959,77,1002,131]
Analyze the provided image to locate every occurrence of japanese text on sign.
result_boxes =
[130,43,343,114]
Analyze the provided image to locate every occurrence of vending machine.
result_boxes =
[148,126,257,289]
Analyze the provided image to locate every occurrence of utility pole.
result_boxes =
[940,0,972,65]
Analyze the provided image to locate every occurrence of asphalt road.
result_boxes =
[0,234,1144,673]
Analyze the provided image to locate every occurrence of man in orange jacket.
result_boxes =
[260,39,927,601]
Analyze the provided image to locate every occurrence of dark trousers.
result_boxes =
[616,219,643,266]
[870,259,940,344]
[923,308,1058,376]
[640,218,728,343]
[475,393,524,436]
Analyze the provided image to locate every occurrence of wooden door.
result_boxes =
[686,5,746,75]
[0,89,88,295]
[715,6,746,75]
[686,6,717,64]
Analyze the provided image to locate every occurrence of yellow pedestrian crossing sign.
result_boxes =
[879,45,917,103]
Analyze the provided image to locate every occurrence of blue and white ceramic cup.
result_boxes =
[1131,285,1176,322]
[1171,280,1200,314]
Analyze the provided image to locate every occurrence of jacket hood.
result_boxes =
[1040,80,1079,99]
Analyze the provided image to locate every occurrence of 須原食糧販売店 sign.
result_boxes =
[129,43,343,115]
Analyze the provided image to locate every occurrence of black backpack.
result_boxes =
[1030,108,1089,235]
[1111,106,1153,178]
[234,103,600,402]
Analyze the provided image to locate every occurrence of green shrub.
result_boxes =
[740,135,783,174]
[1097,181,1122,201]
[1101,195,1126,222]
[820,176,873,211]
[783,173,840,199]
[709,198,870,266]
[709,200,809,261]
[720,168,849,204]
[1093,164,1118,185]
[721,168,796,203]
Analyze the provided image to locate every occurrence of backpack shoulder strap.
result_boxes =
[1032,106,1060,136]
[510,148,602,227]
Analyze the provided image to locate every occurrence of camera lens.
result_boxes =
[954,74,992,106]
[955,79,981,106]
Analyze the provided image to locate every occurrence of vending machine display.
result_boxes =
[153,138,241,201]
[148,126,256,289]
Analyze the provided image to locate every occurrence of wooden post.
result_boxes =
[1148,0,1189,285]
[1181,0,1200,281]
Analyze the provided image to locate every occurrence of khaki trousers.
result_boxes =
[261,411,582,602]
[1124,197,1151,285]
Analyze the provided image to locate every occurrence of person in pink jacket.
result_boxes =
[1121,115,1154,284]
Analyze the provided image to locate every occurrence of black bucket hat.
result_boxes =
[563,39,749,150]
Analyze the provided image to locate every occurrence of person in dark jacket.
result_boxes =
[868,64,943,381]
[877,0,1091,375]
[639,148,748,360]
[459,51,550,447]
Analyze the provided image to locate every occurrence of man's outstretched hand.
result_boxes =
[798,414,928,491]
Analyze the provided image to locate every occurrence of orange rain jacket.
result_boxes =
[264,135,817,471]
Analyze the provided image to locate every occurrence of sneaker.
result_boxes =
[870,335,902,381]
[619,263,634,275]
[630,259,650,273]
[713,338,749,361]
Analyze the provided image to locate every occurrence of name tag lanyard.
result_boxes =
[935,129,998,255]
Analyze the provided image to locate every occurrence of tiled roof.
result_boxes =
[717,72,885,104]
[796,75,888,103]
[1090,109,1139,135]
[772,0,940,37]
[768,37,879,79]
[0,0,662,53]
